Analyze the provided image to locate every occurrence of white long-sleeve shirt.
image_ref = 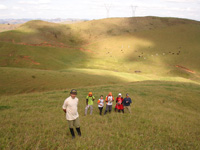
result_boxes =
[62,96,79,120]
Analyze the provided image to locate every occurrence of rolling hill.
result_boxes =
[0,16,200,95]
[0,17,200,150]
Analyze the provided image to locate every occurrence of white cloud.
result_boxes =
[0,4,7,9]
[12,6,26,11]
[165,0,199,3]
[12,6,21,10]
[164,7,192,11]
[0,12,15,17]
[0,0,199,21]
[35,5,54,10]
[18,0,51,5]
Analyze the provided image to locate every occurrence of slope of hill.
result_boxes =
[0,17,200,95]
[75,17,200,74]
[0,81,200,149]
[1,67,199,95]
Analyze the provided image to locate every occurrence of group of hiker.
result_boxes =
[85,92,132,116]
[62,89,132,139]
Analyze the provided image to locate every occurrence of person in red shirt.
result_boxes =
[115,93,124,113]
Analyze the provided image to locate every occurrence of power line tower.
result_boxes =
[104,4,112,18]
[130,5,138,17]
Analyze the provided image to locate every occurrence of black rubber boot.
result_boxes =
[76,127,81,136]
[99,108,103,115]
[104,110,107,115]
[122,109,124,113]
[69,128,75,139]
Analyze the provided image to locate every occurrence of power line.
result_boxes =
[130,5,138,17]
[104,4,112,18]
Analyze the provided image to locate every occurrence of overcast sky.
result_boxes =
[0,0,199,21]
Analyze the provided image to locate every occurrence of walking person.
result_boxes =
[115,93,124,113]
[123,93,132,113]
[97,95,104,115]
[85,92,95,116]
[104,92,114,115]
[62,89,81,139]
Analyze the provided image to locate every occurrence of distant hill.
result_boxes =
[0,16,200,95]
[0,18,88,24]
[0,18,87,33]
[0,24,21,32]
[0,19,31,24]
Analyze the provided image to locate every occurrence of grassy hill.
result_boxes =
[0,81,200,149]
[0,17,200,95]
[0,17,200,149]
[75,17,200,74]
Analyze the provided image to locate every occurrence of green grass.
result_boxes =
[0,41,87,70]
[0,67,123,95]
[0,81,200,149]
[1,16,200,150]
[1,67,199,96]
[1,17,200,74]
[1,17,200,96]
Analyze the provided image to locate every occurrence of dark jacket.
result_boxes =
[123,97,132,106]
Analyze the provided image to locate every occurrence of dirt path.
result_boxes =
[0,39,96,53]
[175,65,195,74]
[20,56,40,65]
[13,55,40,65]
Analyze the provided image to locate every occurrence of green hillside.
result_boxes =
[75,17,200,74]
[1,67,198,96]
[0,81,200,149]
[0,17,200,149]
[0,17,200,95]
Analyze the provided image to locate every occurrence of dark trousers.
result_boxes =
[98,107,103,115]
[118,109,124,113]
[115,107,117,112]
[104,105,112,115]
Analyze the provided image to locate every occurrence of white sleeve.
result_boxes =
[62,99,67,109]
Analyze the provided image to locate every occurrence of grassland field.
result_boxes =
[0,16,200,149]
[0,81,200,149]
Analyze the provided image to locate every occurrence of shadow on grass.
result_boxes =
[0,20,93,70]
[0,105,12,110]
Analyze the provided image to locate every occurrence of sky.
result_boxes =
[0,0,200,21]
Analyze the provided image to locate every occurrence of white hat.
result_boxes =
[118,93,122,96]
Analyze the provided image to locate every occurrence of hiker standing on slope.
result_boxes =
[115,93,124,113]
[97,95,104,115]
[123,93,132,113]
[62,89,81,139]
[85,92,95,116]
[104,92,114,115]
